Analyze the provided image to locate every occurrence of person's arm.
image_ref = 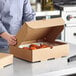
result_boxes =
[22,0,36,23]
[0,21,17,45]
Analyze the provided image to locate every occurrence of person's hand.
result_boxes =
[0,32,17,45]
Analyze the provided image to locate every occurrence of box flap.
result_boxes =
[0,53,12,58]
[25,18,64,29]
[16,18,64,46]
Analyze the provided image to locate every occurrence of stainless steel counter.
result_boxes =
[0,44,76,76]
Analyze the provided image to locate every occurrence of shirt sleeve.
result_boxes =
[0,0,7,34]
[0,21,7,34]
[22,0,36,23]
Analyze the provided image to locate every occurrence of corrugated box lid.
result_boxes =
[0,53,12,58]
[16,18,64,45]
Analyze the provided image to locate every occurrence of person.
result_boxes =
[0,0,35,48]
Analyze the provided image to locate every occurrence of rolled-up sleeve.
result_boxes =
[22,0,36,23]
[0,21,7,34]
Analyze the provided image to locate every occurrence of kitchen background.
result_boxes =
[30,0,76,45]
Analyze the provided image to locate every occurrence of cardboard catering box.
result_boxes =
[10,18,69,62]
[0,53,13,68]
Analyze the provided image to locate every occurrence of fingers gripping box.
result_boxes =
[9,18,69,62]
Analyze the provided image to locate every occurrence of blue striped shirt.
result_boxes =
[0,0,35,35]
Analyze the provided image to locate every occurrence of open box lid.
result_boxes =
[16,18,65,46]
